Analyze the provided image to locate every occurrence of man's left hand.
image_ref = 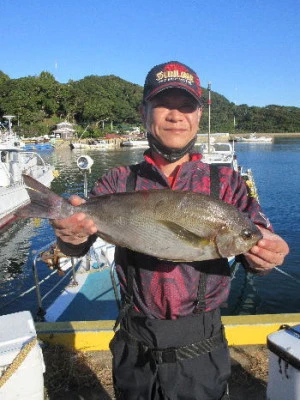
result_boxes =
[244,226,289,275]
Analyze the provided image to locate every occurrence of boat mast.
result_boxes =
[207,83,211,153]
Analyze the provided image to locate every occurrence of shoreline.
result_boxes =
[196,132,300,143]
[230,132,300,139]
[35,132,300,148]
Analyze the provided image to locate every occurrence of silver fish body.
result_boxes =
[16,174,262,262]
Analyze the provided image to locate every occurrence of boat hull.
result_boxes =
[0,185,29,229]
[0,149,56,229]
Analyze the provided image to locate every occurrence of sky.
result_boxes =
[1,0,299,107]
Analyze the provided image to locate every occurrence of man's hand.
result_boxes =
[244,226,289,275]
[51,195,97,245]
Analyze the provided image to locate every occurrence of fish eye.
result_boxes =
[241,229,252,239]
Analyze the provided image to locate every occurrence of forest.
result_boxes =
[0,70,299,137]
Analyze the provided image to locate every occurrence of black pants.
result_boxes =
[110,308,231,400]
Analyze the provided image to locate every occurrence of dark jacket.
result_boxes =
[58,151,271,319]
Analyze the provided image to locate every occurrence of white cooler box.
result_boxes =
[0,311,45,400]
[267,324,300,400]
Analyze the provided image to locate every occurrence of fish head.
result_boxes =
[215,221,263,258]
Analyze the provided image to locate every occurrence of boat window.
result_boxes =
[1,151,7,162]
[214,144,230,152]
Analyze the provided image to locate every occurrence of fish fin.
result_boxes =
[15,174,70,219]
[22,174,56,196]
[16,201,52,219]
[160,221,212,247]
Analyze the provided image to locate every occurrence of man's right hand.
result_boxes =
[51,195,98,245]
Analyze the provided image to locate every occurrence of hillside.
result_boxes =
[0,70,299,136]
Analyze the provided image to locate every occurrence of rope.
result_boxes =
[0,337,38,389]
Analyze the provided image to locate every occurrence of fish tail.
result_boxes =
[15,174,72,220]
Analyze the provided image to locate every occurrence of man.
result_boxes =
[53,61,289,399]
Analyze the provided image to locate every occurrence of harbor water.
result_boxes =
[0,137,299,318]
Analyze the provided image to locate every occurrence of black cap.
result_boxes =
[143,61,202,104]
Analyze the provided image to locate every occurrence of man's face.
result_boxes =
[142,88,202,149]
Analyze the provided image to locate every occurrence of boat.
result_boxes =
[120,139,134,147]
[199,139,259,201]
[23,141,55,152]
[199,140,238,169]
[120,139,149,148]
[69,139,112,150]
[0,115,25,149]
[236,133,273,143]
[0,147,57,229]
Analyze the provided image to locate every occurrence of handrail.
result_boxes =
[1,238,120,320]
[32,240,57,320]
[21,151,47,167]
[0,269,57,311]
[32,240,79,321]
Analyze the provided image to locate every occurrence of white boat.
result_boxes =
[199,140,238,169]
[70,140,112,150]
[236,133,273,143]
[0,148,57,229]
[0,133,25,149]
[120,139,149,148]
[199,139,260,201]
[0,115,25,149]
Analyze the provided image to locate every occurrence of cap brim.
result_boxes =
[145,82,202,104]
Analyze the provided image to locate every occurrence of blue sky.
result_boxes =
[1,0,299,107]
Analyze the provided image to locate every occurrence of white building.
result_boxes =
[52,122,75,140]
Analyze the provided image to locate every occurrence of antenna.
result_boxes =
[3,115,15,135]
[207,83,211,153]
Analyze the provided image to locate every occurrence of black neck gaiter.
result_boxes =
[147,133,197,162]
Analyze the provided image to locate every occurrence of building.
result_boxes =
[52,122,75,140]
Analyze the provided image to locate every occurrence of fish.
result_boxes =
[16,174,262,262]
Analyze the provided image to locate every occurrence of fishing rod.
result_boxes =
[274,266,300,284]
